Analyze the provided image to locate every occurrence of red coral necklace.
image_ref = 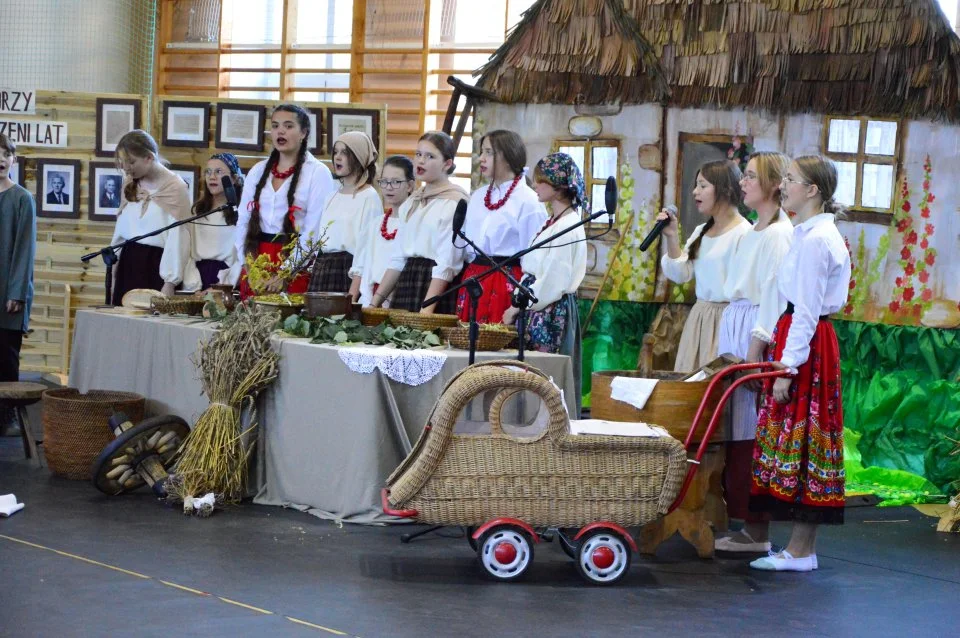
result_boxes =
[380,208,397,240]
[484,174,522,210]
[271,163,296,179]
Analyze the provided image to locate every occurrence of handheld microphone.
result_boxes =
[604,176,617,229]
[452,198,468,244]
[221,175,239,225]
[639,205,677,252]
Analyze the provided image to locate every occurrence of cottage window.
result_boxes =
[823,116,900,221]
[551,139,621,223]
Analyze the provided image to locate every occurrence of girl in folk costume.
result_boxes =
[358,155,415,306]
[308,131,381,300]
[502,152,587,414]
[371,132,469,314]
[235,104,335,299]
[182,153,244,291]
[658,160,751,371]
[110,130,191,305]
[748,156,851,572]
[713,152,794,554]
[455,130,547,323]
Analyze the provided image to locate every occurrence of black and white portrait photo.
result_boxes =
[88,161,124,222]
[99,175,122,208]
[36,158,81,219]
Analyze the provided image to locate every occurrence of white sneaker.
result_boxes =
[714,530,772,553]
[750,550,816,572]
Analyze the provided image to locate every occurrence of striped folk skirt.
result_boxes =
[391,257,456,314]
[750,312,845,524]
[308,251,353,294]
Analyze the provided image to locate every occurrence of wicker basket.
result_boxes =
[394,312,459,332]
[42,389,145,480]
[150,296,206,316]
[385,360,687,527]
[360,307,391,327]
[441,326,516,351]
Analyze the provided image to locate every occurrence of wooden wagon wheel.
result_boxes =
[90,414,190,497]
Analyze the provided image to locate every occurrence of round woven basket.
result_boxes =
[441,326,517,351]
[42,389,145,480]
[360,307,391,327]
[394,312,459,332]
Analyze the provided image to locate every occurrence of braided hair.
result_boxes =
[244,104,311,256]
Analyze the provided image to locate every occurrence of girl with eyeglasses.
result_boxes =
[713,152,794,555]
[235,104,336,299]
[455,130,547,323]
[371,131,468,314]
[182,153,245,291]
[356,155,415,305]
[307,131,382,301]
[747,156,851,573]
[657,160,752,372]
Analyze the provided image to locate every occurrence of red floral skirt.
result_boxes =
[455,260,522,323]
[750,313,845,524]
[238,240,310,301]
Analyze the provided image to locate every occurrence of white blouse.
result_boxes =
[181,211,240,291]
[660,217,751,302]
[777,213,851,371]
[387,197,466,282]
[318,186,383,279]
[358,207,401,306]
[521,213,587,311]
[462,180,547,260]
[111,199,189,285]
[723,210,794,342]
[235,152,336,261]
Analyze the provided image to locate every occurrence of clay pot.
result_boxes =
[304,292,353,319]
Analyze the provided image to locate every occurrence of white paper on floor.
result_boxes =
[0,493,24,517]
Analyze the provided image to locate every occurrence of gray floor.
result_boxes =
[1,432,958,638]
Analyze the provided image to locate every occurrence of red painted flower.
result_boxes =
[902,201,912,213]
[921,289,933,302]
[903,287,915,302]
[889,300,901,313]
[921,207,930,218]
[844,304,854,315]
[924,224,934,236]
[905,230,918,245]
[895,276,904,287]
[904,262,915,276]
[923,180,930,190]
[896,218,910,232]
[920,239,929,249]
[849,279,856,290]
[919,270,930,284]
[928,193,935,203]
[900,247,911,260]
[925,252,936,266]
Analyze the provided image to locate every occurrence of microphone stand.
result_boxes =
[423,206,612,363]
[81,203,237,305]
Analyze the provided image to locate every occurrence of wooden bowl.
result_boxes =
[304,292,353,319]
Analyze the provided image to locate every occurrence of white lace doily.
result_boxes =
[337,346,448,386]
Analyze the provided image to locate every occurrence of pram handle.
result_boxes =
[667,362,792,514]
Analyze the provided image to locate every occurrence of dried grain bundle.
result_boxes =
[166,303,281,510]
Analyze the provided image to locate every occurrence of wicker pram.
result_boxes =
[384,359,789,585]
[386,360,687,527]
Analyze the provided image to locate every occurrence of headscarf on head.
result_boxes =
[335,131,378,189]
[536,152,587,210]
[211,152,243,178]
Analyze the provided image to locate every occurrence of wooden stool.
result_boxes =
[0,381,47,466]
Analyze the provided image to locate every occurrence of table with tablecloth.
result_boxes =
[68,309,577,523]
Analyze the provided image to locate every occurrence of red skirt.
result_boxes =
[455,260,522,323]
[750,313,845,524]
[238,240,310,300]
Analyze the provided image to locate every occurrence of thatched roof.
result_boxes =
[476,0,670,105]
[478,0,960,122]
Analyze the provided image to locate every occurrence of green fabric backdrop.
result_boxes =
[579,300,959,502]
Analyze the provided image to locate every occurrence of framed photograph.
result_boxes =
[96,98,142,157]
[8,158,24,187]
[162,100,211,147]
[35,159,81,219]
[215,103,266,152]
[327,108,380,153]
[88,161,125,222]
[306,107,323,154]
[170,165,200,203]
